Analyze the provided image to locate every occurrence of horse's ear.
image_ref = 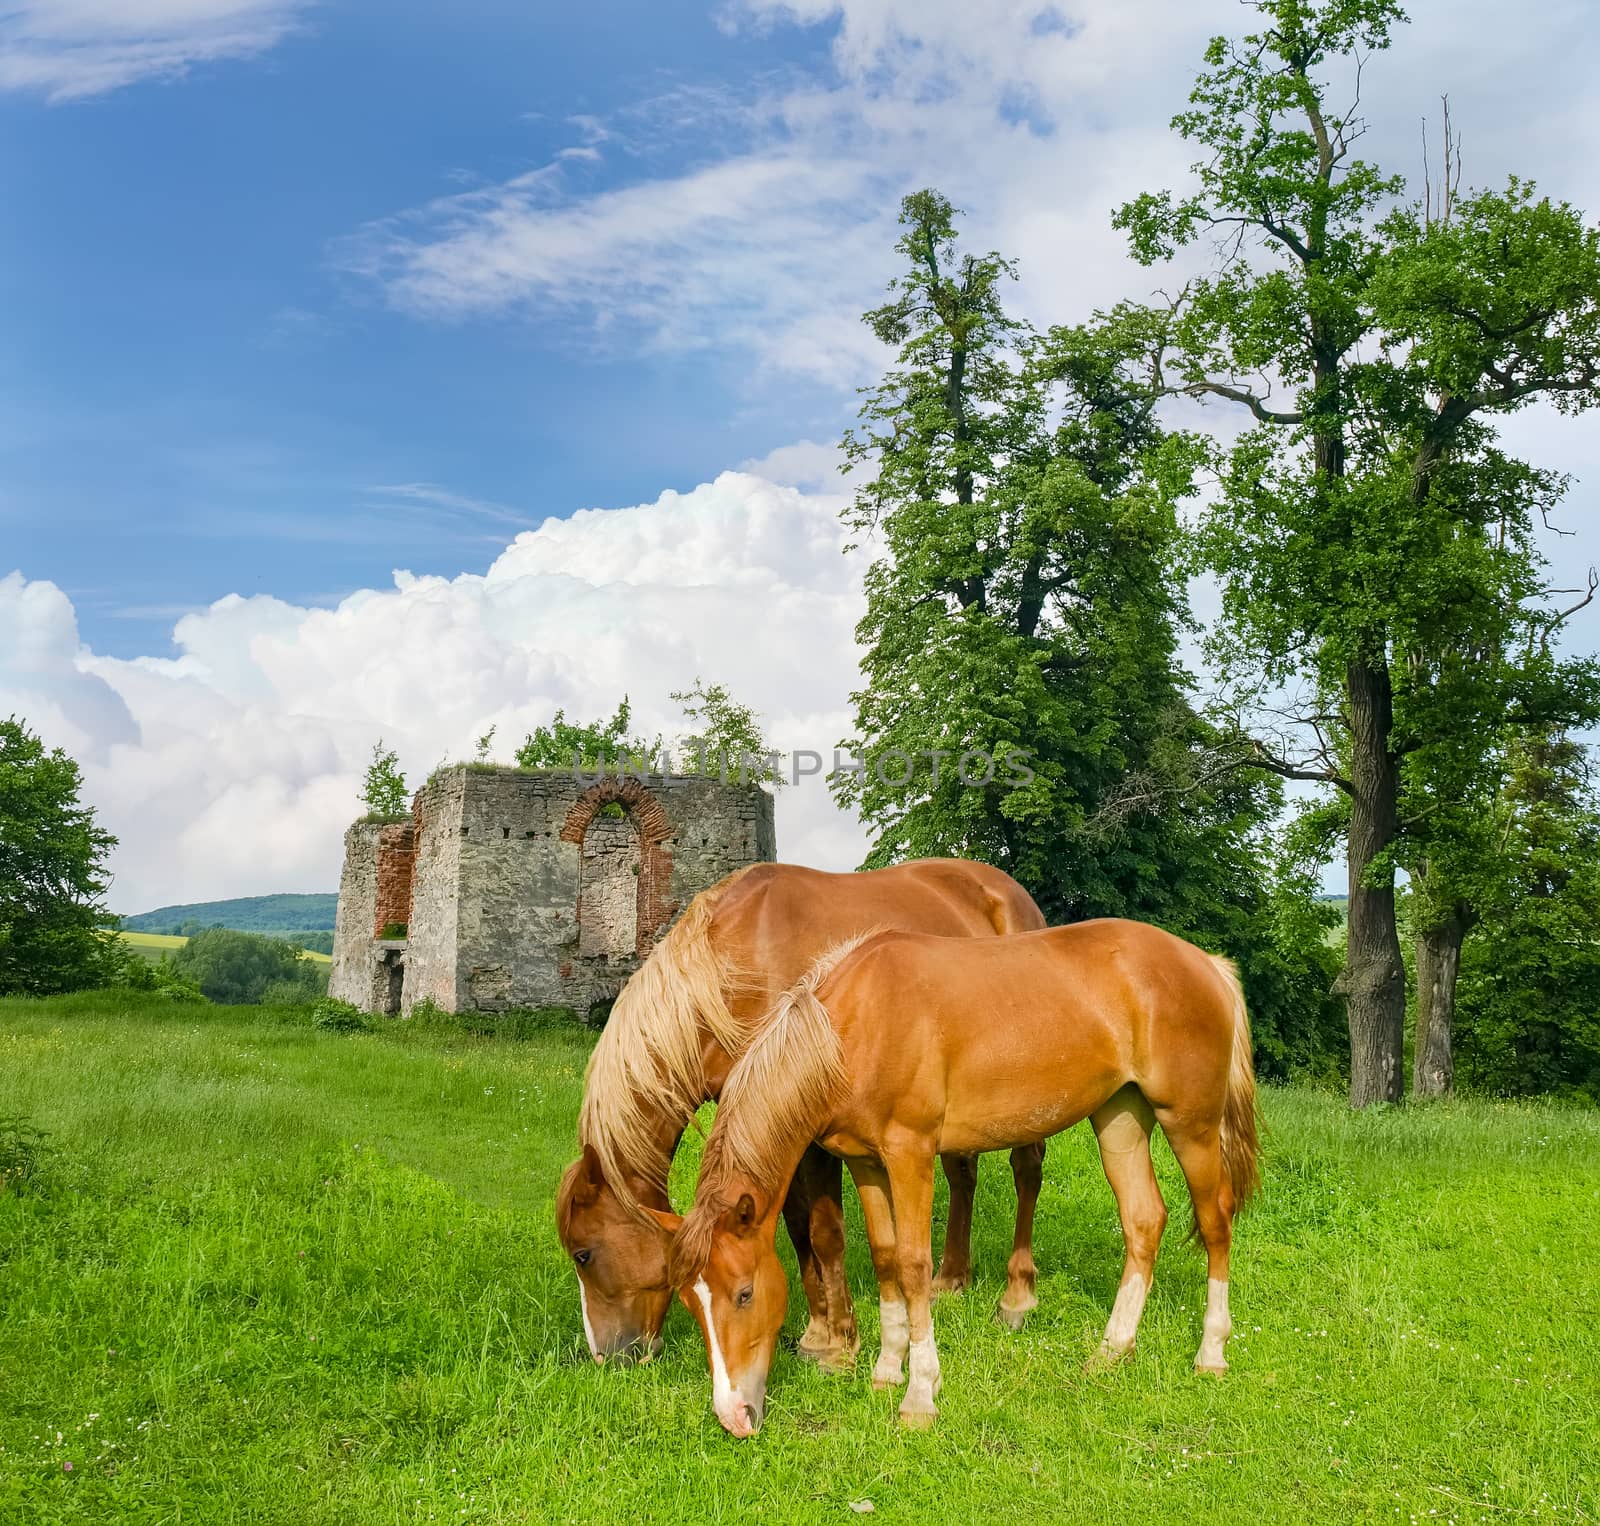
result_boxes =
[730,1192,759,1237]
[569,1144,605,1206]
[643,1205,682,1238]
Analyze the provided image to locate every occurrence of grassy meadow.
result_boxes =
[1,993,1596,1525]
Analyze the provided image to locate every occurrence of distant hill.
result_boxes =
[120,894,338,954]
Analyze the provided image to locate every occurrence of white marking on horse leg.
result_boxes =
[901,1332,942,1418]
[577,1278,600,1363]
[873,1296,908,1387]
[1195,1277,1231,1372]
[1097,1271,1149,1358]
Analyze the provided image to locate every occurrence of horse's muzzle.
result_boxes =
[602,1333,665,1367]
[716,1393,765,1439]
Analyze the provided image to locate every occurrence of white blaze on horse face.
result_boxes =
[693,1277,748,1435]
[1100,1270,1148,1355]
[577,1277,600,1363]
[1195,1277,1232,1372]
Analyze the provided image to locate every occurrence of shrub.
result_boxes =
[169,928,327,1006]
[310,997,371,1033]
[115,950,208,1002]
[362,739,409,819]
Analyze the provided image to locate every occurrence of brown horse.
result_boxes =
[670,920,1260,1436]
[555,859,1048,1367]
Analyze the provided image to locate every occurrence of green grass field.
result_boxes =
[1,993,1596,1525]
[116,931,332,965]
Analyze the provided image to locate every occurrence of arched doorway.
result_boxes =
[576,806,641,959]
[559,778,676,960]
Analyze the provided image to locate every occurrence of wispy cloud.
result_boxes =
[0,0,309,102]
[340,0,1600,394]
[367,482,537,532]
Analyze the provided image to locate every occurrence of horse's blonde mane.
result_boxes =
[671,933,871,1287]
[577,866,761,1210]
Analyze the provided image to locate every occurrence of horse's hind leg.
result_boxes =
[1087,1087,1166,1370]
[1157,1113,1234,1374]
[932,1152,977,1295]
[787,1145,858,1371]
[997,1142,1046,1331]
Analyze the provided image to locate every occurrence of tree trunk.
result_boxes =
[1414,907,1470,1099]
[1336,660,1407,1106]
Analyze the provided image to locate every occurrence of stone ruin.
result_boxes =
[329,765,777,1018]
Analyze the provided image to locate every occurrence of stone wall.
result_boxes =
[330,765,775,1019]
[329,823,381,1007]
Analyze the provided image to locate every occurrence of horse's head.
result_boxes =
[671,1187,789,1439]
[556,1146,679,1365]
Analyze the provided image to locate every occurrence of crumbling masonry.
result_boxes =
[329,766,776,1017]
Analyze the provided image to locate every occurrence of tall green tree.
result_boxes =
[1112,0,1600,1103]
[1451,731,1600,1100]
[832,191,1285,952]
[1396,451,1600,1095]
[0,717,119,996]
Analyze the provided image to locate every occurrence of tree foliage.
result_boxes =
[1451,734,1600,1099]
[671,678,783,787]
[0,717,120,997]
[1109,0,1600,1103]
[514,699,660,774]
[833,191,1338,1065]
[361,740,409,820]
[168,928,327,1006]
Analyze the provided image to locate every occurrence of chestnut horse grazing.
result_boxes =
[671,920,1260,1437]
[555,859,1048,1368]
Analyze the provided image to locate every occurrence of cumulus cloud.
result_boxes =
[1,474,871,912]
[0,0,307,101]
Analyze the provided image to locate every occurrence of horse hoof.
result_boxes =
[816,1345,859,1376]
[995,1301,1034,1333]
[898,1406,938,1430]
[1194,1361,1227,1377]
[1084,1346,1131,1374]
[932,1274,970,1297]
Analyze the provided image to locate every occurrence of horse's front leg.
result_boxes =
[846,1158,908,1390]
[885,1146,941,1428]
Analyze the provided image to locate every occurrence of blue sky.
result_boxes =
[3,0,1598,909]
[4,2,855,655]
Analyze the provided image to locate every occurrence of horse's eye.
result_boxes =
[573,1249,592,1268]
[736,1286,754,1309]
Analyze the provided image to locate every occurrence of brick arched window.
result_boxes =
[560,779,676,958]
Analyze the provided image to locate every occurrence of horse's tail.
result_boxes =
[1210,954,1261,1211]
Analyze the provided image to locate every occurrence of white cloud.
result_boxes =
[0,0,307,101]
[1,473,872,913]
[345,0,1600,397]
